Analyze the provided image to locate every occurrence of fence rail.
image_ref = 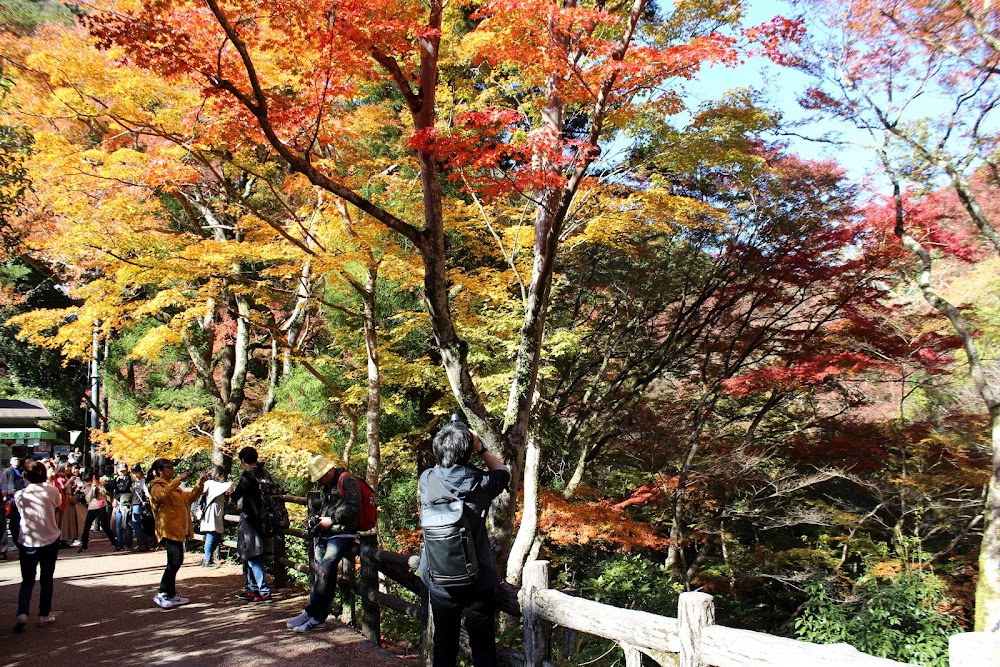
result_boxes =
[196,495,998,667]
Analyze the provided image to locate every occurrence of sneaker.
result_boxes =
[250,592,273,603]
[13,613,27,633]
[292,617,325,633]
[69,540,82,547]
[286,611,310,629]
[154,593,187,608]
[234,590,254,600]
[36,615,56,628]
[154,593,174,608]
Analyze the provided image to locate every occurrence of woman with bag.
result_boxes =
[77,473,117,552]
[147,459,209,608]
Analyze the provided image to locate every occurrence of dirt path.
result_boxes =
[0,537,415,667]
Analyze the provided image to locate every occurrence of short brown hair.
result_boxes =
[23,459,48,484]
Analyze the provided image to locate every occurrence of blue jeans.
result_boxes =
[115,505,132,548]
[246,555,269,596]
[306,536,354,622]
[204,531,221,564]
[130,505,147,547]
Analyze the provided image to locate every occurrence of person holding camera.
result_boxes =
[77,472,117,552]
[147,459,209,609]
[284,454,360,633]
[419,419,510,667]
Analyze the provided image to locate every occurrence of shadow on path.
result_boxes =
[0,538,411,667]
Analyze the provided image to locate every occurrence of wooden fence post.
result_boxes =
[306,491,320,590]
[359,533,380,644]
[272,530,287,589]
[340,544,358,626]
[678,592,715,667]
[521,560,551,667]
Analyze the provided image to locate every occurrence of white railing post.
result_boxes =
[522,559,551,667]
[678,591,715,667]
[950,632,1000,667]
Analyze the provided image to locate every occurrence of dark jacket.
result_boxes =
[418,463,511,595]
[232,468,264,534]
[316,469,361,537]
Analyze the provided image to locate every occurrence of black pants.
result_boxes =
[8,506,20,543]
[18,540,59,616]
[430,586,497,667]
[80,508,116,549]
[159,539,184,597]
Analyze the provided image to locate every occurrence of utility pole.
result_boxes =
[90,320,101,472]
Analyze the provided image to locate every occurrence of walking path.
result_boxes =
[0,537,414,667]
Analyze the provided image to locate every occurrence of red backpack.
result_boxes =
[338,471,377,531]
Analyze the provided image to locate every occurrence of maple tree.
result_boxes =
[796,0,1000,631]
[63,0,800,575]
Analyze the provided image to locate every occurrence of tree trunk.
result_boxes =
[507,430,541,585]
[975,408,1000,632]
[362,265,381,490]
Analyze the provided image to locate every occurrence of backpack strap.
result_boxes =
[336,470,351,496]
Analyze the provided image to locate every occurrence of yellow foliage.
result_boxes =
[225,411,338,478]
[94,409,213,465]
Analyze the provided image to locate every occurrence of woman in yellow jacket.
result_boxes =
[147,458,209,609]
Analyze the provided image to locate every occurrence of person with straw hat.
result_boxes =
[285,453,360,633]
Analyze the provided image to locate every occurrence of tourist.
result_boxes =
[285,453,360,632]
[12,459,62,632]
[130,463,149,552]
[199,466,231,567]
[147,459,209,609]
[3,457,26,544]
[418,420,510,667]
[77,472,117,552]
[232,447,272,602]
[111,463,134,551]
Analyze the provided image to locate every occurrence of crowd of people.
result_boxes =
[1,419,510,667]
[1,455,151,557]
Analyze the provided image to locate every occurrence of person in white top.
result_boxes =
[199,466,232,567]
[13,459,62,632]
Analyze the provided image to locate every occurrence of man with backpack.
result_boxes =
[232,446,273,603]
[285,454,361,633]
[418,419,510,667]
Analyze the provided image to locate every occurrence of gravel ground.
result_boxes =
[0,536,416,667]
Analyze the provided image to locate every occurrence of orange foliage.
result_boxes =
[537,488,669,551]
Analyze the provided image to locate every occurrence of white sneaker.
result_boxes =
[286,611,310,629]
[69,540,81,547]
[36,615,56,628]
[292,617,325,633]
[153,593,174,608]
[154,593,187,608]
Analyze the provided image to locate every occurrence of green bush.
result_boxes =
[794,567,961,666]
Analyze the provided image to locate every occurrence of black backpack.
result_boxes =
[420,468,479,588]
[254,470,290,537]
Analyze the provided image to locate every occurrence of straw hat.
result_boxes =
[308,454,341,483]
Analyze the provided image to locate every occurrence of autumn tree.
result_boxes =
[73,0,801,577]
[797,0,1000,631]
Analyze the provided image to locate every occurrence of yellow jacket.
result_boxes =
[148,476,205,543]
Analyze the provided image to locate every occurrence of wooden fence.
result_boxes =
[195,496,999,667]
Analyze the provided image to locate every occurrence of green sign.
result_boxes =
[0,428,56,440]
